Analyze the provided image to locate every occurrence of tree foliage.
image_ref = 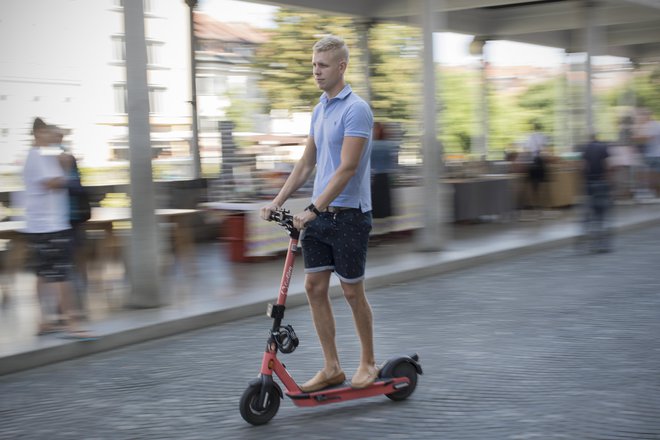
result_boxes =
[251,8,655,157]
[253,10,423,136]
[253,8,364,112]
[368,23,422,125]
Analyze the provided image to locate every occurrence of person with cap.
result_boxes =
[22,118,94,339]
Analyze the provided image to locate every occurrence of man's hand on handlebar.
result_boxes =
[260,202,281,221]
[293,209,316,231]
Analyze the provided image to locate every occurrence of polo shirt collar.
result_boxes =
[320,84,352,104]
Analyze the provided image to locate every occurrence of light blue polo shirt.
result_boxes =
[310,84,373,212]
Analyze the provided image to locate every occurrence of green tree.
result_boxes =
[368,23,422,123]
[633,68,660,116]
[517,79,558,136]
[437,69,478,155]
[253,11,424,139]
[253,9,363,112]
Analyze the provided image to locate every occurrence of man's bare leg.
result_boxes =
[300,270,344,391]
[341,280,378,388]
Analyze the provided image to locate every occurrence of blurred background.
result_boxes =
[1,0,660,336]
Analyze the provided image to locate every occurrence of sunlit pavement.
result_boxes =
[1,220,659,439]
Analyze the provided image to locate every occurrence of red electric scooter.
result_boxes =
[239,208,422,425]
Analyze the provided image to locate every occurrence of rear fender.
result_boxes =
[378,353,423,378]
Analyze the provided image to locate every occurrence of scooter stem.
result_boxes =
[276,238,298,306]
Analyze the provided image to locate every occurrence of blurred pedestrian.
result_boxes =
[580,134,612,253]
[635,108,660,199]
[522,121,549,220]
[22,118,94,338]
[370,121,398,235]
[52,126,90,319]
[260,35,378,391]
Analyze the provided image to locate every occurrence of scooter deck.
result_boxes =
[285,376,410,407]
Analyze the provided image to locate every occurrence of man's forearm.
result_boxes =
[273,162,314,206]
[42,176,69,190]
[313,167,356,210]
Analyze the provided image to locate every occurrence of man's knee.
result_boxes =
[305,272,330,301]
[341,282,365,306]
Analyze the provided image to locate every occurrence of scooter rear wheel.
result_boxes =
[385,362,418,401]
[240,383,280,425]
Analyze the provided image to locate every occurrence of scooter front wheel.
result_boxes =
[240,383,280,425]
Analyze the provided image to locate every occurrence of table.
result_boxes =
[201,187,427,261]
[0,208,199,273]
[515,168,579,209]
[444,175,517,222]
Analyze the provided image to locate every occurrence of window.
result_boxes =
[112,36,163,66]
[113,0,154,13]
[146,41,163,66]
[148,86,165,114]
[112,36,125,62]
[114,84,127,114]
[196,76,214,95]
[114,84,165,114]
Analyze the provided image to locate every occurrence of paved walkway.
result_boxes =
[1,203,660,376]
[1,219,659,439]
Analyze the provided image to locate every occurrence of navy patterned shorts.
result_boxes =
[301,209,372,284]
[25,230,73,282]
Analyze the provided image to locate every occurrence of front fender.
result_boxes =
[250,376,284,399]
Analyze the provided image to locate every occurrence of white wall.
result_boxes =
[0,0,192,167]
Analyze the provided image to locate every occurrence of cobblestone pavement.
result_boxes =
[1,225,660,440]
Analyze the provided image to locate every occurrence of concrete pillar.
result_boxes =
[416,0,446,252]
[479,58,489,158]
[555,53,570,152]
[186,0,202,180]
[584,1,596,138]
[470,38,488,158]
[124,0,161,308]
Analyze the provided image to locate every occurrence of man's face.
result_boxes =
[33,127,52,145]
[312,49,345,93]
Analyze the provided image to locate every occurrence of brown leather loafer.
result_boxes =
[300,370,346,393]
[351,366,379,389]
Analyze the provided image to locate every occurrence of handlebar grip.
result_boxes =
[268,208,293,223]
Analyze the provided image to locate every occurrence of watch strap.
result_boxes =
[306,203,322,216]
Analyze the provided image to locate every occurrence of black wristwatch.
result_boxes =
[306,203,322,216]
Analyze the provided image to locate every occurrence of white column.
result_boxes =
[470,38,488,158]
[584,2,596,139]
[416,0,445,252]
[187,0,202,180]
[124,0,161,308]
[555,53,569,153]
[480,57,489,158]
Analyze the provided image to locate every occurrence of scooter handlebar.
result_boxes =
[268,208,296,232]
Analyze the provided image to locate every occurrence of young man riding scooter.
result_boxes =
[260,35,377,392]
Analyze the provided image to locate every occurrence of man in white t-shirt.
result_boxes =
[22,118,93,339]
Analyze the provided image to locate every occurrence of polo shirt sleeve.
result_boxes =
[344,101,373,139]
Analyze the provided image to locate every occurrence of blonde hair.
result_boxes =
[313,35,349,64]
